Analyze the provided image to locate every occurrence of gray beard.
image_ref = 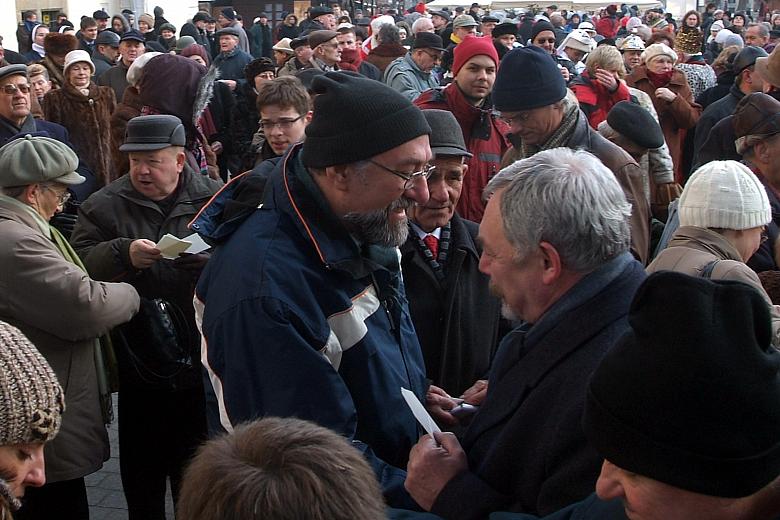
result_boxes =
[341,197,412,248]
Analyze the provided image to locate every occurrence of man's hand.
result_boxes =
[426,385,459,427]
[405,432,468,511]
[129,239,162,269]
[220,79,237,91]
[559,66,570,82]
[655,87,677,102]
[594,68,618,92]
[460,379,488,406]
[173,252,211,272]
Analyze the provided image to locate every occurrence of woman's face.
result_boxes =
[686,14,698,27]
[34,27,49,46]
[733,15,745,26]
[648,55,674,74]
[286,15,296,26]
[112,18,124,32]
[67,63,91,89]
[399,27,407,39]
[0,444,46,499]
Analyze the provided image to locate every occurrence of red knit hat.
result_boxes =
[452,36,499,76]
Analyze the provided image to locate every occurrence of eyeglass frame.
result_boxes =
[40,184,72,206]
[419,49,443,62]
[258,114,305,131]
[0,83,32,95]
[366,159,436,190]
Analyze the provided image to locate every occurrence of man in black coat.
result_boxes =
[401,109,503,398]
[404,147,646,518]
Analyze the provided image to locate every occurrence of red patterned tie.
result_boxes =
[423,234,439,258]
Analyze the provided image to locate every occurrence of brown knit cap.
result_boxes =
[0,321,64,446]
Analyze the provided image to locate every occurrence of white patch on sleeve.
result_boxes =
[194,294,234,433]
[322,285,381,369]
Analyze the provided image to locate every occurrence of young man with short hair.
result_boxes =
[79,17,99,53]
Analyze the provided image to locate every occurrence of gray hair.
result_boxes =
[377,23,401,44]
[486,148,632,272]
[747,22,770,38]
[411,17,434,34]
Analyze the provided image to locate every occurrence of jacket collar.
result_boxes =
[404,52,428,76]
[115,166,215,215]
[669,226,743,262]
[0,195,51,238]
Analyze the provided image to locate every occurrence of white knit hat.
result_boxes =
[641,43,677,65]
[678,161,771,230]
[63,49,95,75]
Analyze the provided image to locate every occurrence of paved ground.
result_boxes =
[85,394,174,519]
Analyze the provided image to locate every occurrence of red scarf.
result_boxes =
[339,47,362,72]
[647,69,674,88]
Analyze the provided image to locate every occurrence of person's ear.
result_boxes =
[538,241,563,285]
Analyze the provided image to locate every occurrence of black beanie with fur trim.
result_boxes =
[301,71,430,168]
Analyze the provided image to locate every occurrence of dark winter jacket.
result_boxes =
[692,83,743,168]
[109,85,143,180]
[400,215,503,396]
[230,82,261,173]
[430,253,646,519]
[415,85,510,222]
[365,42,409,74]
[696,69,735,108]
[212,48,253,82]
[91,49,115,79]
[249,22,272,58]
[43,82,117,187]
[98,60,130,103]
[192,144,428,509]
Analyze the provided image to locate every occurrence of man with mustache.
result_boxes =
[194,72,432,509]
[400,109,503,400]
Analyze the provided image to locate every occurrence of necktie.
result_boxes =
[423,234,439,258]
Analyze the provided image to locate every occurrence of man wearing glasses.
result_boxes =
[308,30,342,72]
[193,73,432,509]
[415,36,509,222]
[384,32,445,102]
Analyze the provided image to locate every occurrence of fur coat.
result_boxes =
[43,82,117,187]
[110,86,143,181]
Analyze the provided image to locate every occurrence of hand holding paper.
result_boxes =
[401,387,441,436]
[155,233,211,260]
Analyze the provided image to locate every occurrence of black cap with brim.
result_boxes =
[412,32,446,51]
[120,29,145,43]
[431,10,451,21]
[216,27,241,38]
[290,35,310,49]
[423,109,472,158]
[93,10,110,19]
[120,115,186,152]
[96,31,120,47]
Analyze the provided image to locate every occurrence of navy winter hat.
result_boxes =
[493,46,566,111]
[302,72,431,168]
[221,7,237,20]
[584,271,780,498]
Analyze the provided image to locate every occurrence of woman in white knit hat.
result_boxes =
[648,160,780,349]
[0,321,64,518]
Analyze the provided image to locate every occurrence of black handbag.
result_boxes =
[116,297,193,386]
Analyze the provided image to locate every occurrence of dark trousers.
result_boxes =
[118,385,206,520]
[15,478,89,520]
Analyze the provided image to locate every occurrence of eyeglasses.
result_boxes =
[420,50,443,62]
[1,83,31,95]
[500,112,532,126]
[367,159,435,190]
[258,114,305,131]
[40,185,71,206]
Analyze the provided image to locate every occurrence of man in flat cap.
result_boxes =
[217,7,250,54]
[384,32,445,101]
[98,29,146,102]
[278,35,314,76]
[401,109,503,401]
[194,72,433,508]
[71,114,222,517]
[308,30,342,71]
[213,26,253,90]
[308,6,337,31]
[0,135,138,517]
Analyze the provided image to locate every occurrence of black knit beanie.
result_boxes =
[584,271,780,498]
[493,46,566,111]
[531,20,555,42]
[302,72,431,168]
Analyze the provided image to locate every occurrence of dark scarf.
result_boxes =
[0,114,36,139]
[647,69,674,88]
[517,93,579,158]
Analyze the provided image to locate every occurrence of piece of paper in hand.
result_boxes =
[156,234,192,260]
[182,233,210,254]
[401,387,441,437]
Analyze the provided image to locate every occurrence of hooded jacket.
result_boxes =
[415,84,510,222]
[192,144,427,508]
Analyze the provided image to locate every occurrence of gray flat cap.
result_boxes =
[120,115,186,152]
[0,135,85,187]
[0,64,28,83]
[422,109,472,158]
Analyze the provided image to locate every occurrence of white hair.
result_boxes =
[486,148,632,272]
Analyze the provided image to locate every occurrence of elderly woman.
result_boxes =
[71,114,221,520]
[571,44,631,128]
[232,58,276,173]
[42,50,116,187]
[0,135,138,517]
[0,321,64,519]
[649,161,780,349]
[626,43,701,183]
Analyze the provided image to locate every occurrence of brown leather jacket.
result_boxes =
[501,111,651,264]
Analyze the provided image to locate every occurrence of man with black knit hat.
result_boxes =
[194,72,432,509]
[495,46,650,263]
[416,36,509,222]
[477,271,780,519]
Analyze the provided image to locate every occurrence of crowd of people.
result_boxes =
[0,2,779,520]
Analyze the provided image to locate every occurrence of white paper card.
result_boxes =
[182,233,210,255]
[401,387,441,436]
[156,234,191,260]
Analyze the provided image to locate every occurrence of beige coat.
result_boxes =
[0,197,139,482]
[648,226,780,349]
